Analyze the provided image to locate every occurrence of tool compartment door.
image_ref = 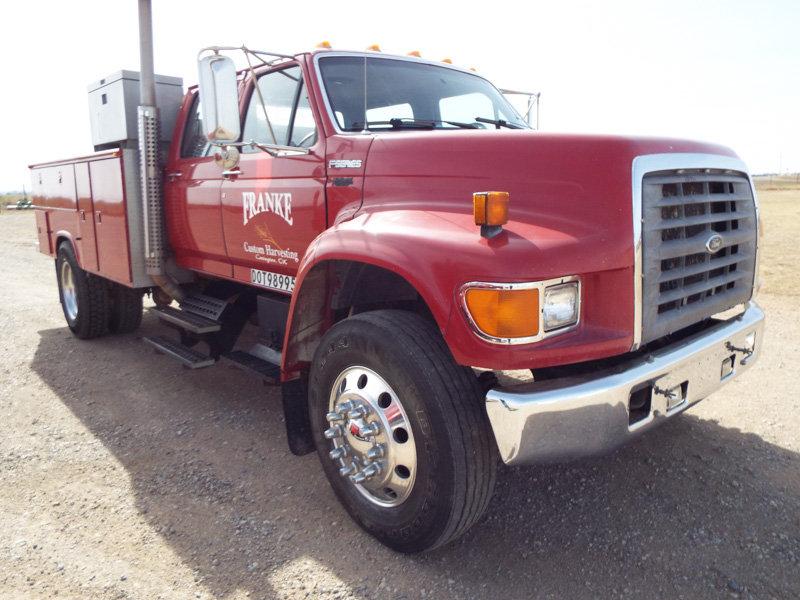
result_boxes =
[89,156,132,284]
[74,162,99,272]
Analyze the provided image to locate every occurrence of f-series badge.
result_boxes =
[329,159,362,169]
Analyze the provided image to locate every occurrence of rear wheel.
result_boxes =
[309,310,497,553]
[56,243,109,339]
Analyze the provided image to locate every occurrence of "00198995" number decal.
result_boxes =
[250,269,295,294]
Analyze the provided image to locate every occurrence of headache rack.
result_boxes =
[639,168,757,344]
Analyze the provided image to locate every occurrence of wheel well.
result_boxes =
[283,260,436,379]
[56,236,71,252]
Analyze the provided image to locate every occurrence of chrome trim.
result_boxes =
[630,153,756,351]
[459,275,580,345]
[486,301,765,465]
[711,302,747,321]
[312,51,526,135]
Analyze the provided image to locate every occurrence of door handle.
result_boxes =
[222,169,241,179]
[79,209,86,221]
[96,211,102,224]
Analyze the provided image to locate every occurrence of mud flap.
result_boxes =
[281,378,315,456]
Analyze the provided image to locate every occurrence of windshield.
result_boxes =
[317,55,529,132]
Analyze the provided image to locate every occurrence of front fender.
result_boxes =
[282,207,634,378]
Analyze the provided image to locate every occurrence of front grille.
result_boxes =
[640,169,756,343]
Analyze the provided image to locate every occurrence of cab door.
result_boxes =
[220,65,325,294]
[164,91,231,277]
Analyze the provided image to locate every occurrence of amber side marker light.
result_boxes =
[464,287,540,340]
[473,191,509,238]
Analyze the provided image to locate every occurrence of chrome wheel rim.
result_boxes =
[325,366,417,507]
[60,261,78,321]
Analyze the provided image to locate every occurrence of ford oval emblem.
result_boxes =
[705,233,724,254]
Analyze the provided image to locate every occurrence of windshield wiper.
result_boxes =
[351,118,478,130]
[475,116,525,130]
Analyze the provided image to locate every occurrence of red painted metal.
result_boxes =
[30,150,133,285]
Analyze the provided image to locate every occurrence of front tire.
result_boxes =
[309,310,497,553]
[56,243,109,339]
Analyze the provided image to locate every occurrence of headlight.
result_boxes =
[543,282,580,331]
[461,277,580,344]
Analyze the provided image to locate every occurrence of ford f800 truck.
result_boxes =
[29,39,764,552]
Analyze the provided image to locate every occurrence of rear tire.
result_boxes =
[56,242,109,339]
[108,283,143,334]
[309,310,497,553]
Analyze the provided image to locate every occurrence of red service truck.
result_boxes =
[29,42,765,552]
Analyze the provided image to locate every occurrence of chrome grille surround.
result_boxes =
[631,154,759,349]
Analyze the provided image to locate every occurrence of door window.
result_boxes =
[242,66,317,151]
[180,94,210,158]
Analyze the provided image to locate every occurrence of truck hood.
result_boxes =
[360,129,739,276]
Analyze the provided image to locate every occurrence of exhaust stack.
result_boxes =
[137,0,184,301]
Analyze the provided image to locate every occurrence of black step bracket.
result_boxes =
[220,350,280,384]
[144,335,215,369]
[152,305,221,334]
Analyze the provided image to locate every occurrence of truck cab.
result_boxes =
[29,46,764,553]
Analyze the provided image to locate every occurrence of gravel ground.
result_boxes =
[1,187,798,600]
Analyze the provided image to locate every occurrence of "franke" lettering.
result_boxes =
[242,191,294,226]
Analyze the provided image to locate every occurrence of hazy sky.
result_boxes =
[1,0,797,190]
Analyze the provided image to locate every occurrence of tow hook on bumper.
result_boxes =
[485,302,765,465]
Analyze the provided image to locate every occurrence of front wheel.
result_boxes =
[309,310,497,553]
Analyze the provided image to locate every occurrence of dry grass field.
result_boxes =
[0,179,798,599]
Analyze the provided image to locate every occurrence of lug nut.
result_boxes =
[366,444,385,460]
[326,411,344,422]
[350,470,368,484]
[350,461,382,484]
[363,461,382,477]
[324,425,343,439]
[348,406,367,419]
[329,446,348,460]
[360,422,381,438]
[339,462,357,476]
[337,400,355,414]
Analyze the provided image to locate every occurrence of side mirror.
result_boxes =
[197,54,241,142]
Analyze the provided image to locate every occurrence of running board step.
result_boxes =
[180,293,228,321]
[144,336,215,369]
[220,350,280,384]
[152,305,221,334]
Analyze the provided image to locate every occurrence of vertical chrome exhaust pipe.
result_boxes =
[137,0,184,301]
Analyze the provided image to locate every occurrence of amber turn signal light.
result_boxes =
[473,191,509,238]
[464,288,540,339]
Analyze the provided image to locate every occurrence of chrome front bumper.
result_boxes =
[485,302,765,465]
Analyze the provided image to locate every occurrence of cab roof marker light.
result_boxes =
[366,44,381,51]
[442,58,453,64]
[473,191,509,239]
[316,41,332,49]
[407,50,422,57]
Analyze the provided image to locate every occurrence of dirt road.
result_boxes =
[1,188,798,599]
